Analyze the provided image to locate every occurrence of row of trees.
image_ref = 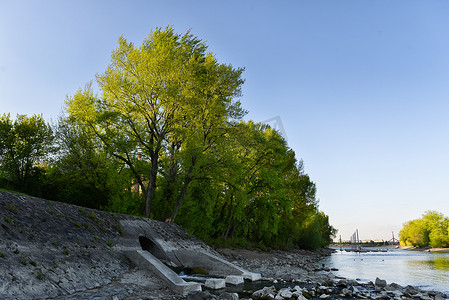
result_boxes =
[0,27,336,249]
[399,211,449,248]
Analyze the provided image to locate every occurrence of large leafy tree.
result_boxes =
[66,27,245,217]
[0,113,53,193]
[399,210,449,248]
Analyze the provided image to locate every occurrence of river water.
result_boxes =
[319,248,449,294]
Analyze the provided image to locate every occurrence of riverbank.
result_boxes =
[213,247,448,300]
[1,190,447,299]
[399,245,449,253]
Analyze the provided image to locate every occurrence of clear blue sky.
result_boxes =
[2,0,449,241]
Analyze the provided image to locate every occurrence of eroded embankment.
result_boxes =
[0,191,184,299]
[0,190,345,300]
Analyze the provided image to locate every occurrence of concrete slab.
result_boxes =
[225,275,244,285]
[173,249,261,281]
[205,278,226,289]
[125,250,201,296]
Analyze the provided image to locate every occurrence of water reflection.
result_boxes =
[321,249,449,294]
[408,255,449,271]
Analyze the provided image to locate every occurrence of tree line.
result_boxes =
[399,210,449,248]
[0,27,336,250]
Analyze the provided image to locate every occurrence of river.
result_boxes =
[320,248,449,294]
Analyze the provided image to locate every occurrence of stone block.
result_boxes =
[225,275,244,285]
[205,278,226,289]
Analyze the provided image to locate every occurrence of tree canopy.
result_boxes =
[0,27,336,250]
[399,211,449,248]
[0,113,53,194]
[67,27,245,218]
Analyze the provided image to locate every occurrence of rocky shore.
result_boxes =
[198,248,448,300]
[1,190,447,299]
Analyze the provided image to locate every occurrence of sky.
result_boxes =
[1,0,449,241]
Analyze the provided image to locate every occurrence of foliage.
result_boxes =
[67,26,245,218]
[399,211,449,248]
[0,113,54,195]
[1,27,337,250]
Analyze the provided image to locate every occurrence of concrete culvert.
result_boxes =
[138,235,169,261]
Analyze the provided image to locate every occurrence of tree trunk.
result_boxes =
[144,150,159,217]
[170,166,194,222]
[222,194,234,241]
[170,153,198,222]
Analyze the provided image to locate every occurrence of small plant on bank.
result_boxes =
[115,222,124,236]
[0,252,5,258]
[4,217,13,224]
[19,258,27,265]
[88,212,96,219]
[5,204,18,213]
[30,261,37,267]
[73,222,82,228]
[63,248,69,255]
[106,240,114,247]
[49,210,55,214]
[36,270,45,280]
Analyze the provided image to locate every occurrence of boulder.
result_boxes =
[187,290,218,300]
[404,285,419,296]
[375,277,387,288]
[336,279,348,287]
[219,292,239,300]
[278,288,292,298]
[252,286,276,299]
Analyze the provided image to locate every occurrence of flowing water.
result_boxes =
[319,248,449,294]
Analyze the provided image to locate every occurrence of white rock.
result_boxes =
[292,285,302,292]
[278,288,293,298]
[205,278,226,289]
[225,275,244,285]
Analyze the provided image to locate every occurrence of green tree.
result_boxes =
[49,112,142,211]
[67,27,245,217]
[0,113,53,194]
[399,211,449,248]
[399,219,429,247]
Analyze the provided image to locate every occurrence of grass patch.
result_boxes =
[72,222,82,228]
[115,222,125,236]
[0,188,28,195]
[0,252,5,258]
[36,270,45,280]
[5,204,18,213]
[4,217,13,224]
[87,212,96,219]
